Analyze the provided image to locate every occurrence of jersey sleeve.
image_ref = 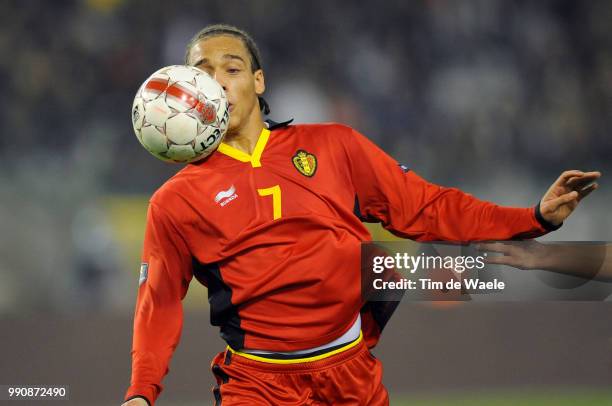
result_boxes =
[344,127,554,242]
[124,202,193,405]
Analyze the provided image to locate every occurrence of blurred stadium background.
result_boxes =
[1,0,611,404]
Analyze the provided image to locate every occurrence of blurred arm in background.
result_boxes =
[480,241,611,282]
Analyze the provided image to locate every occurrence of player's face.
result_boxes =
[188,35,265,134]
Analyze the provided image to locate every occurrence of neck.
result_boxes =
[222,109,265,155]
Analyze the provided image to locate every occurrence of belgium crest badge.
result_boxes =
[292,150,317,177]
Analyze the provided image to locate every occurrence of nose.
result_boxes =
[213,72,227,91]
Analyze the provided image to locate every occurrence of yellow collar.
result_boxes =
[217,128,270,168]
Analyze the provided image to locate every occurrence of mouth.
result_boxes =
[228,103,234,112]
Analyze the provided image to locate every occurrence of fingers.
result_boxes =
[477,241,544,270]
[555,170,586,186]
[582,171,602,178]
[545,190,579,211]
[555,170,601,190]
[477,242,525,268]
[477,242,514,255]
[484,255,524,268]
[546,171,601,207]
[566,172,601,190]
[577,182,598,201]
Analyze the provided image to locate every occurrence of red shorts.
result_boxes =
[210,336,389,405]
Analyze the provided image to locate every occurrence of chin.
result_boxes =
[231,112,243,126]
[224,119,240,137]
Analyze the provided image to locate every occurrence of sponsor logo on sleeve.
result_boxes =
[398,163,410,173]
[139,263,149,286]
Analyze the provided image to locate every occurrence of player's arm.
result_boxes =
[123,202,193,406]
[343,127,599,242]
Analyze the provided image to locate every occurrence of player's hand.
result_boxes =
[121,398,149,406]
[539,170,601,226]
[478,240,551,270]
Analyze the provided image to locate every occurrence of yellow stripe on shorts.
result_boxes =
[227,331,363,364]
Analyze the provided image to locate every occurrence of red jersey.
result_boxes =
[126,122,552,404]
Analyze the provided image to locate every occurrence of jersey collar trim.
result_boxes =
[265,118,293,130]
[217,127,270,168]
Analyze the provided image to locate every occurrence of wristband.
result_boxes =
[535,202,562,231]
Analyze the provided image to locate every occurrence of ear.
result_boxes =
[254,69,265,95]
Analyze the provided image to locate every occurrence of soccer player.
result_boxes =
[121,25,600,406]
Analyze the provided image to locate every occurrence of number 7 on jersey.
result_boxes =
[257,185,282,220]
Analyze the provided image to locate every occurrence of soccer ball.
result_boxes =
[131,65,229,163]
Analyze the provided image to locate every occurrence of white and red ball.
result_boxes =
[131,65,229,163]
